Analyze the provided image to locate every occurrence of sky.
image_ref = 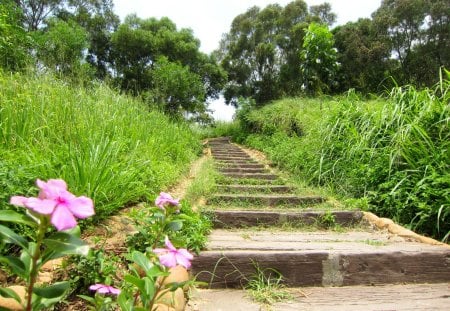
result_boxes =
[113,0,382,121]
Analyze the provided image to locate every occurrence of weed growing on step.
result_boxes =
[245,261,293,306]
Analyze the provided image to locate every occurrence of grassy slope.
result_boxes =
[0,72,201,219]
[208,85,449,241]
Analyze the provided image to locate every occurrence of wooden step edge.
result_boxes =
[192,249,450,288]
[209,210,360,228]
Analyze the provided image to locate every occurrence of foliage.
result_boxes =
[0,0,32,71]
[245,261,292,305]
[0,180,92,310]
[371,0,450,87]
[150,56,206,116]
[34,18,90,76]
[217,1,336,106]
[110,15,226,117]
[300,22,339,95]
[333,18,392,93]
[0,72,201,221]
[223,73,449,241]
[67,243,122,296]
[126,200,211,255]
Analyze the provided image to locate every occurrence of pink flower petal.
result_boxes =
[177,248,194,260]
[10,196,28,207]
[164,236,177,251]
[89,284,121,295]
[37,179,67,199]
[51,205,77,231]
[175,253,191,269]
[159,253,177,268]
[155,192,180,208]
[68,196,94,218]
[25,198,56,214]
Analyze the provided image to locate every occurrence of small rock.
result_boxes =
[0,285,26,310]
[162,266,190,289]
[375,218,394,229]
[41,258,63,272]
[157,288,186,311]
[152,303,176,311]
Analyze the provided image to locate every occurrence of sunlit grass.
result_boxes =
[0,72,201,219]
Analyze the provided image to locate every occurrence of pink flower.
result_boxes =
[155,192,179,210]
[10,179,94,231]
[89,284,121,295]
[153,236,193,269]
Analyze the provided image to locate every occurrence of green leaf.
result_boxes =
[166,220,183,231]
[117,292,133,311]
[0,210,36,227]
[144,278,155,300]
[0,287,21,302]
[132,251,153,273]
[33,281,69,299]
[43,232,89,258]
[123,274,145,290]
[0,224,29,249]
[0,256,26,277]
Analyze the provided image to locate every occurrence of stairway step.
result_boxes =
[213,156,253,161]
[188,284,450,311]
[216,163,265,169]
[211,210,361,228]
[218,167,267,174]
[208,194,325,206]
[192,230,450,288]
[216,184,295,194]
[221,172,278,180]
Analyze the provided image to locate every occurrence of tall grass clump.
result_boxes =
[0,72,201,220]
[228,75,449,241]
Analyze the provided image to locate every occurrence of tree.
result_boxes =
[151,57,205,116]
[309,2,336,26]
[13,0,120,79]
[300,22,339,95]
[110,15,226,117]
[372,0,450,86]
[333,18,392,93]
[34,18,89,75]
[218,1,340,106]
[0,0,31,71]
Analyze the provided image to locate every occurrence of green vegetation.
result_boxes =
[0,72,201,220]
[214,76,449,241]
[245,261,292,305]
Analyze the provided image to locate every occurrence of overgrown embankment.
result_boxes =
[0,72,201,219]
[208,81,449,241]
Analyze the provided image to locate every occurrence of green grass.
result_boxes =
[184,158,220,204]
[208,78,450,241]
[0,72,201,220]
[245,261,293,306]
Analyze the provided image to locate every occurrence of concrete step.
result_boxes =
[216,184,295,194]
[215,159,260,167]
[221,172,278,180]
[213,156,253,161]
[208,194,325,206]
[218,167,267,174]
[187,284,450,311]
[192,229,450,288]
[216,163,265,169]
[210,210,362,228]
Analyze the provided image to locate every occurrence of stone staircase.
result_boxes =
[191,137,450,295]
